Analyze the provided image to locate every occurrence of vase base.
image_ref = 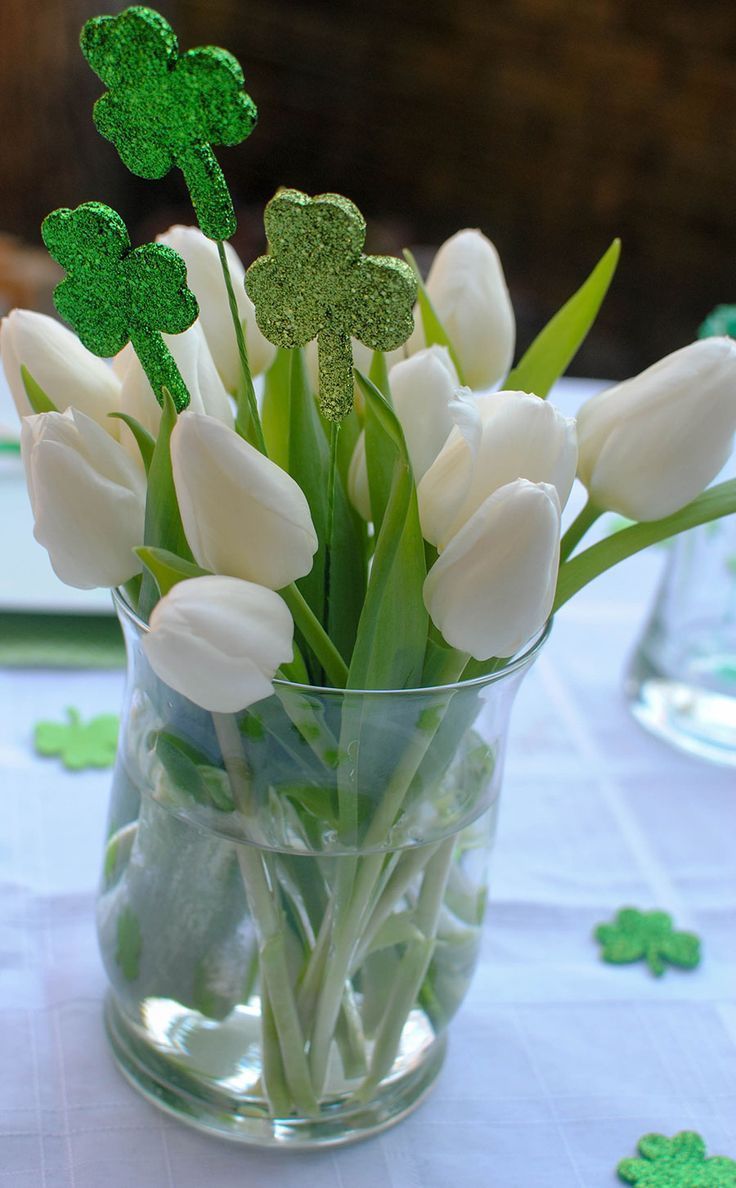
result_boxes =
[626,648,736,766]
[104,993,447,1148]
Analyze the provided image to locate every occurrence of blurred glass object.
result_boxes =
[625,307,736,765]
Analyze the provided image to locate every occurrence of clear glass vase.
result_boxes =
[99,593,546,1148]
[625,515,736,765]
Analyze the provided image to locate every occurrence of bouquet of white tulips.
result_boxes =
[5,225,736,700]
[4,3,736,1136]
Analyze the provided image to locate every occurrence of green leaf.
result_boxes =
[138,388,193,620]
[403,249,465,384]
[555,480,736,611]
[287,348,329,637]
[368,348,391,401]
[261,346,292,468]
[135,546,210,598]
[155,731,235,811]
[155,731,210,804]
[108,411,155,472]
[349,372,427,689]
[115,907,141,981]
[505,238,620,398]
[21,366,57,414]
[287,349,366,669]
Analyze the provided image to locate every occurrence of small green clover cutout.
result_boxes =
[81,6,257,240]
[42,200,197,410]
[699,304,736,340]
[246,188,417,421]
[34,708,119,771]
[618,1131,736,1186]
[595,907,701,976]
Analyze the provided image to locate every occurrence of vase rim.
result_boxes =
[112,588,551,698]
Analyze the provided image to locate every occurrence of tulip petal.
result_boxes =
[171,412,318,589]
[423,479,560,660]
[143,575,293,712]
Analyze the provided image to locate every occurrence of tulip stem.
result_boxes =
[559,497,602,561]
[280,583,349,688]
[216,240,266,455]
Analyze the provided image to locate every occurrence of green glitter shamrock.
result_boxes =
[81,6,257,240]
[34,708,119,770]
[42,201,197,410]
[246,188,417,421]
[618,1131,736,1186]
[595,907,700,976]
[699,304,736,340]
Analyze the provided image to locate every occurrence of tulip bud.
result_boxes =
[577,337,736,520]
[1,308,122,431]
[348,346,464,520]
[143,575,293,713]
[157,226,275,391]
[407,229,515,390]
[20,408,146,589]
[116,321,234,445]
[423,480,561,660]
[171,412,318,590]
[418,391,576,549]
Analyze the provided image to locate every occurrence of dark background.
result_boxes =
[1,0,735,378]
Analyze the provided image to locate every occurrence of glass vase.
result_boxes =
[625,515,736,765]
[99,593,546,1148]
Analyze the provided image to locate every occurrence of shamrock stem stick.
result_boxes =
[128,326,191,412]
[216,240,267,454]
[317,325,354,423]
[324,419,340,641]
[176,144,237,243]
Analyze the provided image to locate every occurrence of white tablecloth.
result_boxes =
[1,382,735,1186]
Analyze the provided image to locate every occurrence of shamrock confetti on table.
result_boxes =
[699,304,736,340]
[42,201,197,410]
[595,907,700,976]
[81,6,257,240]
[618,1131,736,1186]
[34,708,119,770]
[246,188,417,421]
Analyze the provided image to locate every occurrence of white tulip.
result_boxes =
[577,337,736,521]
[423,479,561,660]
[116,321,234,448]
[407,229,515,390]
[20,408,146,589]
[171,412,318,590]
[0,308,121,432]
[348,346,465,520]
[143,575,293,713]
[157,225,275,390]
[418,391,577,549]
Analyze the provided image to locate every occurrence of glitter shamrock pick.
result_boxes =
[81,6,257,241]
[618,1131,736,1186]
[246,189,417,421]
[42,201,198,410]
[594,907,701,977]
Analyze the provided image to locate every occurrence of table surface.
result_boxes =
[1,380,735,1187]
